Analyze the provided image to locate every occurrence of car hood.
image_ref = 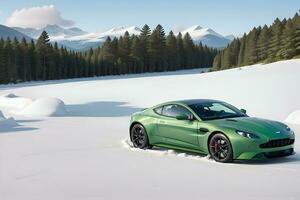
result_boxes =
[207,117,290,139]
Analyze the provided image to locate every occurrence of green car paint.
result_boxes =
[129,99,295,161]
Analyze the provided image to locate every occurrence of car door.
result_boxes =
[156,104,199,150]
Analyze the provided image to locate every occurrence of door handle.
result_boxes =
[159,120,166,124]
[199,127,209,133]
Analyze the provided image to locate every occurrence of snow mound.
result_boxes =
[3,93,18,98]
[0,110,17,126]
[122,139,212,161]
[0,93,33,110]
[19,97,67,117]
[285,110,300,125]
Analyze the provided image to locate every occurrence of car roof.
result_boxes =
[163,99,223,106]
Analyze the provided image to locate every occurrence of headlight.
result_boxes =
[236,130,260,139]
[286,126,294,135]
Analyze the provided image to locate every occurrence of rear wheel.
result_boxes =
[209,133,233,163]
[130,124,152,149]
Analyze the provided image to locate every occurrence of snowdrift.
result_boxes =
[0,93,67,117]
[19,97,67,117]
[0,93,32,110]
[286,110,300,125]
[0,110,17,127]
[122,139,212,161]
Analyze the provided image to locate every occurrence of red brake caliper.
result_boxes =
[214,140,218,152]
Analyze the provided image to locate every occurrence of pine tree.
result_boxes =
[176,33,185,68]
[166,31,178,71]
[196,43,204,67]
[28,40,36,80]
[293,13,300,56]
[212,53,221,70]
[183,33,195,68]
[36,31,50,80]
[0,38,7,83]
[102,36,114,75]
[148,24,166,71]
[214,11,300,71]
[295,27,300,56]
[4,38,15,83]
[118,31,131,74]
[237,34,246,66]
[268,18,284,62]
[88,48,94,76]
[256,25,270,61]
[53,42,61,79]
[139,24,151,72]
[221,39,240,69]
[130,36,143,73]
[246,27,259,65]
[281,19,296,59]
[48,44,57,80]
[11,37,21,82]
[20,37,30,81]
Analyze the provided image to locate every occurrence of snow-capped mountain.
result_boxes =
[11,24,232,50]
[100,26,141,39]
[0,24,32,41]
[58,26,142,50]
[177,25,231,48]
[12,25,142,50]
[13,24,88,40]
[225,34,236,41]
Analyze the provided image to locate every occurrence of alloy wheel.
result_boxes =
[131,124,150,149]
[209,133,233,162]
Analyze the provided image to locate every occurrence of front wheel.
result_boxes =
[130,124,152,149]
[209,133,233,163]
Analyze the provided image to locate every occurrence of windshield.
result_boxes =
[188,102,247,121]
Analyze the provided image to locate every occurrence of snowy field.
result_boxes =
[0,59,300,200]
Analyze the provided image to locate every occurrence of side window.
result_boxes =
[154,106,163,114]
[209,103,235,114]
[162,104,192,118]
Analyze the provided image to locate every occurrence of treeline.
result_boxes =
[0,24,218,84]
[212,12,300,70]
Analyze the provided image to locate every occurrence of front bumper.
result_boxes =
[236,145,294,160]
[231,136,295,160]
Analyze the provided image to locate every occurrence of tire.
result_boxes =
[209,133,233,163]
[130,124,152,149]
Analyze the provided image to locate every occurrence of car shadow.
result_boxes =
[0,119,41,134]
[0,124,38,134]
[16,119,43,123]
[234,153,300,165]
[66,101,142,117]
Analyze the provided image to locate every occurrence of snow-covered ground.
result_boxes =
[0,59,300,200]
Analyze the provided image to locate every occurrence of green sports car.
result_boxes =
[129,99,295,163]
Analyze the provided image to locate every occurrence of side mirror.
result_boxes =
[176,114,193,120]
[240,109,247,114]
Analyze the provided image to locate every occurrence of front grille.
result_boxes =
[260,139,294,148]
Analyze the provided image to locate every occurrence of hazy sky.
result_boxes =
[1,0,299,35]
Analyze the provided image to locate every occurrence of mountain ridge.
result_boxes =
[9,24,233,50]
[0,24,32,41]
